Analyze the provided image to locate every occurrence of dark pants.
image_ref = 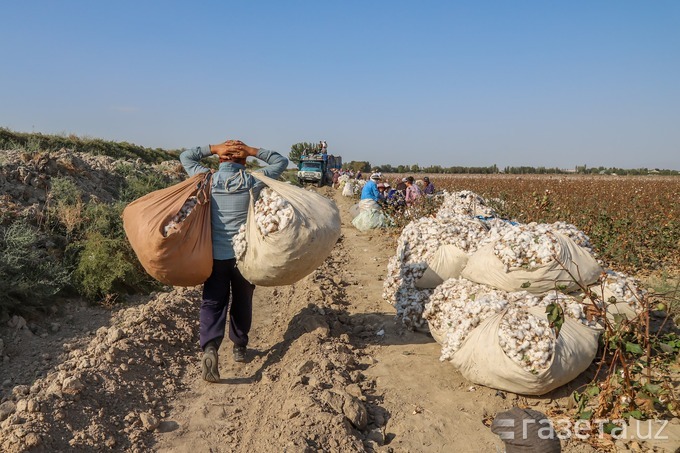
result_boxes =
[200,259,255,351]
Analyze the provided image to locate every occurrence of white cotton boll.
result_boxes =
[232,188,295,258]
[498,307,555,373]
[491,223,561,270]
[423,278,510,360]
[163,196,199,237]
[252,188,294,237]
[436,190,496,218]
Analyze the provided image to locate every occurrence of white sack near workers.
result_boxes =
[461,233,602,294]
[358,199,380,211]
[342,181,355,197]
[349,203,361,220]
[352,209,391,231]
[351,198,391,231]
[415,244,469,289]
[236,173,341,286]
[450,306,601,395]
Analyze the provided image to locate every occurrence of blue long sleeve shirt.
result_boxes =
[360,180,380,202]
[180,145,288,260]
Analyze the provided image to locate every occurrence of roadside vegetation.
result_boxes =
[0,127,178,164]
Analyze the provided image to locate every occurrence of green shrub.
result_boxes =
[0,220,70,316]
[118,173,172,203]
[47,176,85,238]
[82,200,126,238]
[279,169,302,187]
[49,176,83,206]
[73,232,158,301]
[0,127,177,164]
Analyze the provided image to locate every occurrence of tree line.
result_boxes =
[340,161,679,176]
[287,142,679,176]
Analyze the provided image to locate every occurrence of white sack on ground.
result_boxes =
[351,199,391,231]
[236,173,341,286]
[415,244,469,289]
[450,305,600,395]
[581,269,646,321]
[342,180,355,197]
[383,215,490,329]
[349,203,361,220]
[352,209,391,231]
[425,279,602,394]
[462,229,602,294]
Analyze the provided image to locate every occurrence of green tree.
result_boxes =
[289,142,317,165]
[343,161,371,172]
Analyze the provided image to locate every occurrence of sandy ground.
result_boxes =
[1,187,678,452]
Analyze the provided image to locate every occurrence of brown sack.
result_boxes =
[123,172,213,286]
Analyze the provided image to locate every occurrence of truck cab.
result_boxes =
[298,157,326,186]
[298,153,342,187]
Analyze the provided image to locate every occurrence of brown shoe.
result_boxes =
[202,343,220,382]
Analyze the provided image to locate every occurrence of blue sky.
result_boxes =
[1,1,679,169]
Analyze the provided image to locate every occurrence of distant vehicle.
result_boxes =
[297,152,342,187]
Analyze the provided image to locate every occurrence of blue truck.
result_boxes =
[297,153,342,187]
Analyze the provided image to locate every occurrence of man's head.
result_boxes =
[423,176,430,183]
[405,176,415,185]
[219,154,247,165]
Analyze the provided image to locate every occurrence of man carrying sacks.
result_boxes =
[180,140,288,382]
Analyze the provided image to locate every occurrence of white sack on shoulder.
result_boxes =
[236,173,341,286]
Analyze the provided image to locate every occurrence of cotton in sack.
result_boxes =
[581,269,646,322]
[462,232,602,294]
[342,180,355,197]
[123,172,212,286]
[351,199,391,231]
[236,172,341,286]
[450,305,600,395]
[349,203,361,220]
[415,244,469,289]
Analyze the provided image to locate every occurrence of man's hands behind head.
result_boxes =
[210,140,258,162]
